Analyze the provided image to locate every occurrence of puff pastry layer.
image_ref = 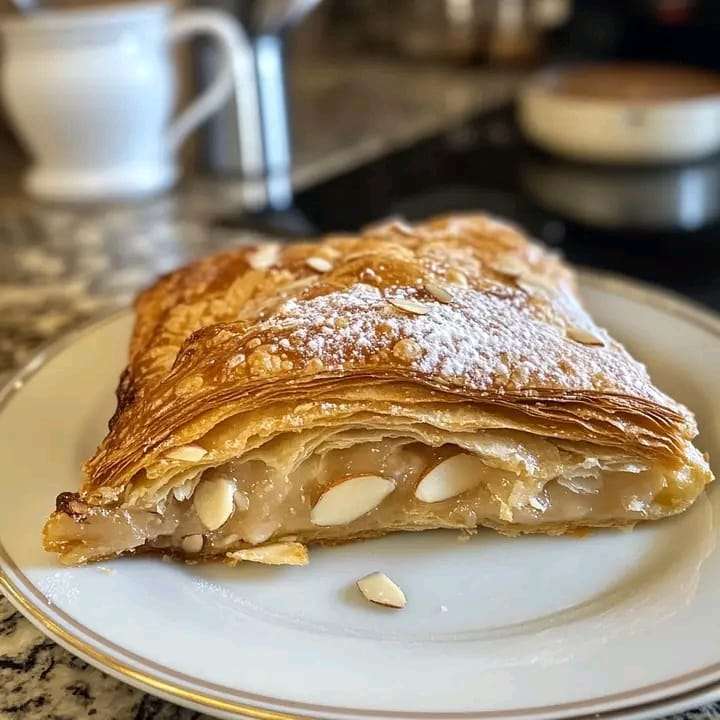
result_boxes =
[43,214,713,565]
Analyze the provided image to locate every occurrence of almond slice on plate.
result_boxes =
[193,477,236,530]
[415,454,487,503]
[357,572,406,608]
[310,475,395,526]
[164,444,207,462]
[566,325,604,346]
[227,542,309,566]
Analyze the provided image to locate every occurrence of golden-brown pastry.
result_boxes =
[43,214,713,565]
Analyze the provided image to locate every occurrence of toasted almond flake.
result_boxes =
[247,244,280,270]
[388,298,430,315]
[415,454,487,503]
[227,542,309,566]
[311,475,395,526]
[566,325,604,346]
[424,280,453,304]
[164,444,207,463]
[193,477,236,530]
[181,534,204,554]
[492,257,524,278]
[306,256,333,273]
[446,268,469,287]
[357,572,406,608]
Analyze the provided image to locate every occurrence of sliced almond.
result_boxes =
[387,298,430,316]
[164,444,207,463]
[247,244,280,270]
[357,572,406,609]
[446,268,469,287]
[311,475,395,526]
[415,454,487,503]
[387,219,415,236]
[181,534,204,554]
[306,256,333,273]
[193,477,236,531]
[492,257,524,278]
[227,542,309,566]
[424,280,453,304]
[566,325,604,346]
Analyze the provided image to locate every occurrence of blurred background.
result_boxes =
[3,0,720,365]
[5,3,720,717]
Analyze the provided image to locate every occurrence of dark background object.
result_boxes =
[295,105,720,312]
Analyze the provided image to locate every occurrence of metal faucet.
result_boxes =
[197,0,323,212]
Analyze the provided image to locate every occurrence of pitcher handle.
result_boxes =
[166,8,261,167]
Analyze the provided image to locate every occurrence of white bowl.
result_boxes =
[518,64,720,164]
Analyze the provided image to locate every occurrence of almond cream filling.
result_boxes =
[50,431,706,564]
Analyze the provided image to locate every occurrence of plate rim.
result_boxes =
[2,268,720,720]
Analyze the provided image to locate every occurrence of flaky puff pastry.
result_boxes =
[43,214,713,565]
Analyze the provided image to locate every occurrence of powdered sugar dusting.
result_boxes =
[257,280,670,403]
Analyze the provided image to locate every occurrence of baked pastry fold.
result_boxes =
[43,214,713,565]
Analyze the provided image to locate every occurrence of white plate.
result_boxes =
[1,271,720,720]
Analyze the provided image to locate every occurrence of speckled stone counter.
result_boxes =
[0,190,255,719]
[1,62,719,720]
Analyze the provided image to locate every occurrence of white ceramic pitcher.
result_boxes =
[0,2,257,201]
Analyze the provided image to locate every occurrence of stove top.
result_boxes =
[294,106,720,312]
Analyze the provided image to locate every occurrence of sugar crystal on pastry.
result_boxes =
[43,214,714,565]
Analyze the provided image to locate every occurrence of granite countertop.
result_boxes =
[0,191,264,720]
[0,57,719,720]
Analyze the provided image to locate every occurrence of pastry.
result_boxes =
[43,214,714,565]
